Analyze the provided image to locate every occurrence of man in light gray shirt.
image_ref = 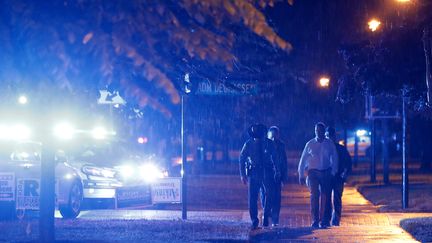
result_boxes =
[298,122,338,228]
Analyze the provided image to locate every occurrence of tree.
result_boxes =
[0,0,294,117]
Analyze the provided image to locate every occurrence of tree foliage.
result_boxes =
[0,0,293,117]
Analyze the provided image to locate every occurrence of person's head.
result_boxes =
[267,126,280,141]
[248,123,267,140]
[315,122,326,139]
[325,126,336,142]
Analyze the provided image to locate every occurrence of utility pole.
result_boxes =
[370,118,376,183]
[181,94,187,220]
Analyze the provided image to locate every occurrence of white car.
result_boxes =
[0,141,121,219]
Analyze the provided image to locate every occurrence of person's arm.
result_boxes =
[343,145,352,177]
[280,142,289,183]
[330,142,339,176]
[239,141,249,183]
[298,142,309,180]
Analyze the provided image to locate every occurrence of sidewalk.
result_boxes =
[250,183,432,242]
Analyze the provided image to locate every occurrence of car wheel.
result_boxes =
[59,181,83,219]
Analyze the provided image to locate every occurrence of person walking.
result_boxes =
[262,126,288,227]
[325,126,352,226]
[239,124,277,230]
[298,122,338,228]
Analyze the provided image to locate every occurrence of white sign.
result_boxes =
[151,178,181,204]
[16,179,40,210]
[0,173,15,201]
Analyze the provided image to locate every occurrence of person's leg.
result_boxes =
[248,178,260,228]
[260,185,266,211]
[272,181,282,225]
[332,177,344,226]
[307,170,320,227]
[319,170,332,227]
[262,178,273,227]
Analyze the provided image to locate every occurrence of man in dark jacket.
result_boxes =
[325,126,352,226]
[239,124,277,229]
[265,126,288,226]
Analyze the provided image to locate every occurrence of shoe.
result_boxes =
[332,221,340,226]
[319,223,330,229]
[262,218,269,227]
[250,224,259,230]
[272,223,279,227]
[311,222,319,228]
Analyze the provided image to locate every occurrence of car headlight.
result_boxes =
[53,122,75,140]
[139,163,165,183]
[82,165,116,178]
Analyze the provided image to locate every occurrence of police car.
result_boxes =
[0,141,121,219]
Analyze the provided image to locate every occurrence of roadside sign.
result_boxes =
[116,185,152,207]
[151,177,181,204]
[195,80,259,96]
[16,178,40,210]
[0,173,15,201]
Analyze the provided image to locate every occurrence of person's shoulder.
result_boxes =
[305,138,315,146]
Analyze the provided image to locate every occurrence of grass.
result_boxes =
[400,217,432,243]
[0,219,250,242]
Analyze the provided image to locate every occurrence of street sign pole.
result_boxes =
[39,139,55,242]
[181,94,187,220]
[402,88,409,209]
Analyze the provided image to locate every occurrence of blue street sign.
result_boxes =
[195,80,259,96]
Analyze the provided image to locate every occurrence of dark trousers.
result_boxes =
[330,177,345,224]
[249,176,273,227]
[260,180,282,224]
[307,169,332,225]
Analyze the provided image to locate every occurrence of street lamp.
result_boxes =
[368,18,381,32]
[319,76,330,88]
[18,95,28,105]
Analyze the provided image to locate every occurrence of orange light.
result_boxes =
[396,0,411,2]
[368,19,381,32]
[319,77,330,88]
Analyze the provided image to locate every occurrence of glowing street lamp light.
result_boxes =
[319,76,330,88]
[368,18,381,32]
[18,95,28,105]
[395,0,411,3]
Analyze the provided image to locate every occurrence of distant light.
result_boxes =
[368,19,381,32]
[54,122,75,140]
[114,104,120,108]
[356,129,368,137]
[396,0,411,2]
[338,140,345,146]
[137,136,148,144]
[319,77,330,88]
[18,95,28,105]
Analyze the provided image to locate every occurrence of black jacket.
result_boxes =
[273,139,288,183]
[239,138,276,178]
[335,143,352,177]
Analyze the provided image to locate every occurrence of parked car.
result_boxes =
[0,141,121,219]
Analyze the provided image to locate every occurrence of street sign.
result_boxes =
[151,177,182,204]
[116,185,152,207]
[0,173,15,201]
[97,90,126,105]
[16,178,40,210]
[195,80,259,96]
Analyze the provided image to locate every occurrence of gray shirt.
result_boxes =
[298,137,338,177]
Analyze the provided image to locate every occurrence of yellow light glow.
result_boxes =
[368,19,381,32]
[396,0,411,2]
[319,77,330,88]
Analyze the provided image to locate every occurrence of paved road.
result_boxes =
[70,175,431,242]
